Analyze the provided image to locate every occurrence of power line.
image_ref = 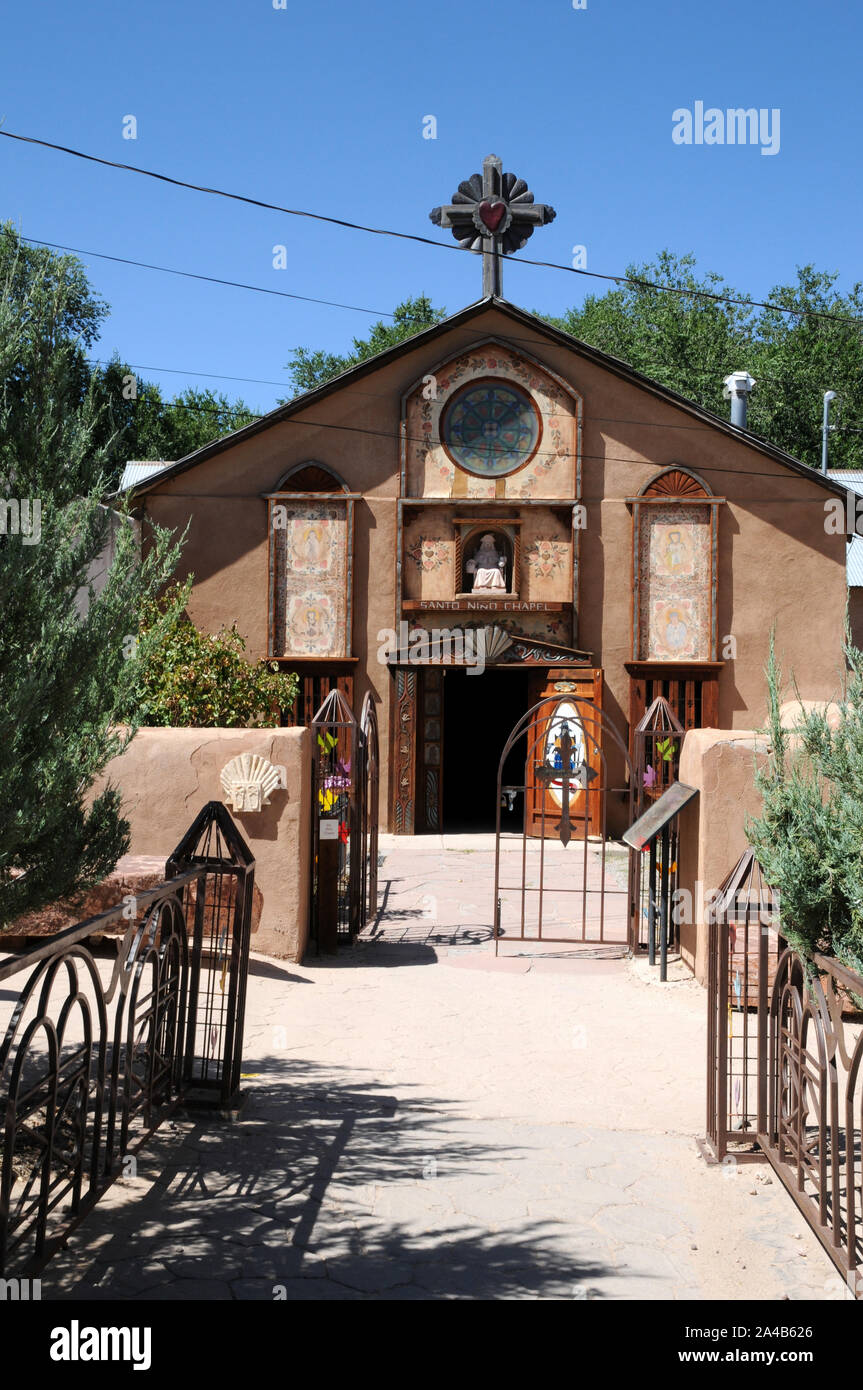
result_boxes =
[102,392,863,478]
[19,235,863,419]
[116,397,261,421]
[89,348,863,449]
[127,405,860,484]
[5,128,863,327]
[152,489,859,506]
[22,237,403,320]
[87,356,286,390]
[84,361,862,474]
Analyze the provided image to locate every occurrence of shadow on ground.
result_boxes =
[39,1057,618,1302]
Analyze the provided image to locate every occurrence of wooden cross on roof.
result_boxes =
[430,154,556,298]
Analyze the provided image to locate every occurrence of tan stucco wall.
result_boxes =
[138,304,848,832]
[94,728,311,960]
[676,729,769,984]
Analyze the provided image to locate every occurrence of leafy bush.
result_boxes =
[746,634,863,973]
[134,581,298,728]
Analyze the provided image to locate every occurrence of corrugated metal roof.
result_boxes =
[826,473,863,584]
[848,536,863,588]
[118,460,173,492]
[827,469,863,495]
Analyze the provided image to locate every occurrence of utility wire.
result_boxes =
[88,352,863,448]
[123,402,861,486]
[19,236,863,419]
[87,357,288,390]
[4,129,863,327]
[23,237,400,319]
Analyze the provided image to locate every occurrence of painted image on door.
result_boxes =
[542,702,587,808]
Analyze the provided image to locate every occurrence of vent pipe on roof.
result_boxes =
[723,371,757,430]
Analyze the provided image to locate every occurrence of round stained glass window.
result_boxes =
[441,380,540,477]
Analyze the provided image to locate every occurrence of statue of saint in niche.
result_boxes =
[466,533,507,593]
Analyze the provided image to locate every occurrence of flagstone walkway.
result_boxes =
[367,832,630,948]
[39,836,843,1301]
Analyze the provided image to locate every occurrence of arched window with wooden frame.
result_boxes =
[263,462,359,725]
[626,465,724,740]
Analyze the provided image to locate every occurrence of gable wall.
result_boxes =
[140,305,847,830]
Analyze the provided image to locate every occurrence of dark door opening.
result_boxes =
[442,668,529,832]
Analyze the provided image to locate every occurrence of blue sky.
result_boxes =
[1,0,861,416]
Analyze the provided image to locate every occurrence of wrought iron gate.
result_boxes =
[359,690,380,931]
[493,695,637,952]
[310,688,380,951]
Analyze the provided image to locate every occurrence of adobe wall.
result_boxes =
[676,729,768,984]
[139,304,847,831]
[93,727,311,960]
[676,701,840,983]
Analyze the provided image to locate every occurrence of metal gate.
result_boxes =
[493,695,637,952]
[310,688,379,952]
[359,690,380,931]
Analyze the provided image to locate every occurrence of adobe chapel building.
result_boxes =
[125,161,851,842]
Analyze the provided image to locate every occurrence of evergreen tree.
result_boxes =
[0,227,181,926]
[747,635,863,973]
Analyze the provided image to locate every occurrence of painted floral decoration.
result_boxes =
[525,537,568,579]
[406,536,449,572]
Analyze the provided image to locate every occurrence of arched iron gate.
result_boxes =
[493,695,637,953]
[310,688,379,952]
[359,690,380,931]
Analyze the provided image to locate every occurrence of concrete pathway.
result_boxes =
[38,837,844,1301]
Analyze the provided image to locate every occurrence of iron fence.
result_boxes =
[625,782,697,973]
[0,800,254,1274]
[762,949,863,1290]
[704,846,863,1295]
[704,849,780,1162]
[359,691,380,932]
[493,696,637,952]
[628,700,686,965]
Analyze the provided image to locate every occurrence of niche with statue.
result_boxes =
[456,521,520,598]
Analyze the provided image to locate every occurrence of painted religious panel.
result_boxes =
[270,498,352,657]
[637,504,711,661]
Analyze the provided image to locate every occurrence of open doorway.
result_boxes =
[442,668,529,832]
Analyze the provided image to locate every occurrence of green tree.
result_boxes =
[747,635,863,975]
[542,252,863,470]
[134,581,298,727]
[0,226,181,927]
[747,267,863,472]
[90,359,260,489]
[541,251,752,416]
[284,294,447,396]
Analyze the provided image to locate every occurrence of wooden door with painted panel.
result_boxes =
[525,668,603,839]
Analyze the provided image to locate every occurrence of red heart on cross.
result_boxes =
[478,199,507,232]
